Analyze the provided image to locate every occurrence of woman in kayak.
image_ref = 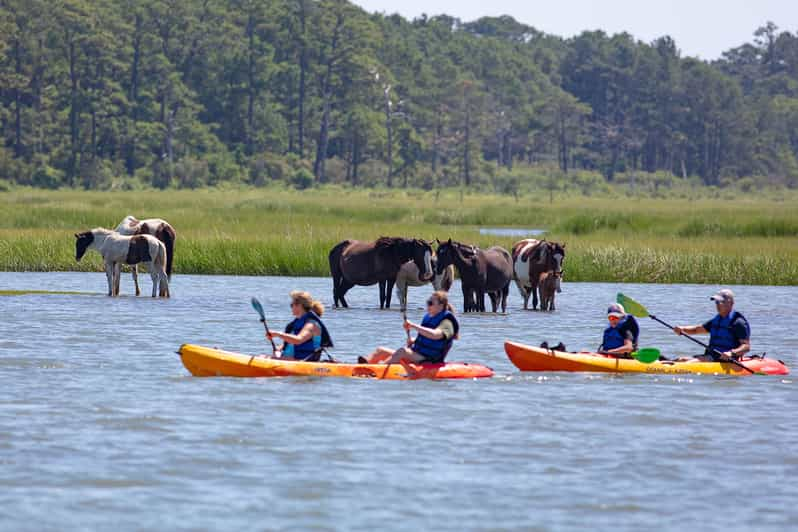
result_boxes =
[267,290,333,361]
[673,288,750,361]
[363,290,459,365]
[598,303,639,358]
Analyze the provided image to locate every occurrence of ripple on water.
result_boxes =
[0,272,796,532]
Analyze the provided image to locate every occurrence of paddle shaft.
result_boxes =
[403,311,411,343]
[649,314,755,374]
[260,319,278,355]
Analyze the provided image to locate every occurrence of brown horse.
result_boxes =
[512,239,565,310]
[435,239,513,313]
[538,270,560,311]
[329,237,433,308]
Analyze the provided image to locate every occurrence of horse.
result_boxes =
[328,237,434,308]
[75,228,170,298]
[115,215,176,296]
[511,239,566,310]
[538,270,560,311]
[394,257,455,311]
[435,239,513,313]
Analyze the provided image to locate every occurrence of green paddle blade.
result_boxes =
[250,297,265,320]
[632,347,660,364]
[617,293,650,318]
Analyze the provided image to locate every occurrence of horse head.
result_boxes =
[74,231,94,261]
[548,242,566,292]
[411,239,434,281]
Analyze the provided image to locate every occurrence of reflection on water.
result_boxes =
[0,272,796,531]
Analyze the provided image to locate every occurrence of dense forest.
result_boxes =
[1,0,797,191]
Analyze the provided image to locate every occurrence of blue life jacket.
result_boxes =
[707,311,749,355]
[601,315,640,351]
[412,310,459,363]
[283,311,333,361]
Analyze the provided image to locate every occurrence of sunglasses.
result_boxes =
[607,315,621,321]
[426,299,438,306]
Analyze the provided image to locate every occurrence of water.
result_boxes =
[479,227,545,237]
[1,272,796,531]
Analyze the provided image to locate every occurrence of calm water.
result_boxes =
[1,272,796,531]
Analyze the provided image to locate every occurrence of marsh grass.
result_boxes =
[1,186,797,285]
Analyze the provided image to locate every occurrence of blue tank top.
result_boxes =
[412,310,459,363]
[707,311,749,354]
[283,312,323,360]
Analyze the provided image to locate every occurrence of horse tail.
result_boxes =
[158,224,176,279]
[328,240,350,304]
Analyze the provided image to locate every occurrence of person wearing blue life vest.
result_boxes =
[267,290,333,361]
[673,288,750,361]
[363,290,459,365]
[598,303,639,358]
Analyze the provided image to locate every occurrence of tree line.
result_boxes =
[1,0,797,190]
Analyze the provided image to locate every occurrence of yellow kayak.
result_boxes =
[178,344,494,380]
[505,341,790,376]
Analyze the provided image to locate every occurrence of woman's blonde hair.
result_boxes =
[431,290,455,313]
[290,290,324,316]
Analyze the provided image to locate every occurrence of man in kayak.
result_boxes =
[267,290,333,361]
[673,288,750,361]
[598,303,639,358]
[363,290,459,365]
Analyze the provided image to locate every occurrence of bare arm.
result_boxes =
[405,320,446,340]
[603,338,634,356]
[269,322,318,345]
[673,325,708,336]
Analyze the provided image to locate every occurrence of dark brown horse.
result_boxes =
[329,237,433,308]
[512,239,566,310]
[435,239,513,313]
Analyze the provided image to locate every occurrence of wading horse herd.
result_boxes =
[74,216,565,312]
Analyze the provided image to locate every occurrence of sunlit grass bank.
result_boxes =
[1,186,797,285]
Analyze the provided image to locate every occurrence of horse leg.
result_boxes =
[477,289,486,312]
[132,264,140,296]
[338,280,353,308]
[461,284,471,312]
[489,292,498,313]
[502,285,509,313]
[147,262,158,297]
[396,279,407,312]
[113,262,121,296]
[105,262,114,296]
[160,270,170,298]
[379,280,386,309]
[385,278,395,309]
[531,281,539,310]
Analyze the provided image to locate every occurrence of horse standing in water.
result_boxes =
[435,239,513,313]
[328,237,434,308]
[537,270,560,311]
[394,257,455,311]
[511,239,565,310]
[75,228,170,298]
[115,216,176,296]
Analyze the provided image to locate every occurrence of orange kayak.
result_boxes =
[505,341,790,376]
[178,344,493,380]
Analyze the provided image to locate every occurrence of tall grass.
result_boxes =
[1,186,797,285]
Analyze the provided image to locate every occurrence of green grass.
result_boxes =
[1,185,797,285]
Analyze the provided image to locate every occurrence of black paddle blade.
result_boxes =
[250,297,265,320]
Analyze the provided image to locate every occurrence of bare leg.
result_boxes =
[383,346,426,365]
[365,346,395,364]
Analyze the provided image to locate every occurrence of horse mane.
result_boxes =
[374,236,407,249]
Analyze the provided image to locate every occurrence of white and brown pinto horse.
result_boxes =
[75,228,170,298]
[115,216,176,296]
[329,237,434,308]
[511,239,565,310]
[394,257,455,311]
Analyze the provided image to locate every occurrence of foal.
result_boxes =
[75,228,170,298]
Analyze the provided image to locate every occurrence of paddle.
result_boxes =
[617,293,758,374]
[631,347,661,364]
[251,297,277,356]
[402,310,412,344]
